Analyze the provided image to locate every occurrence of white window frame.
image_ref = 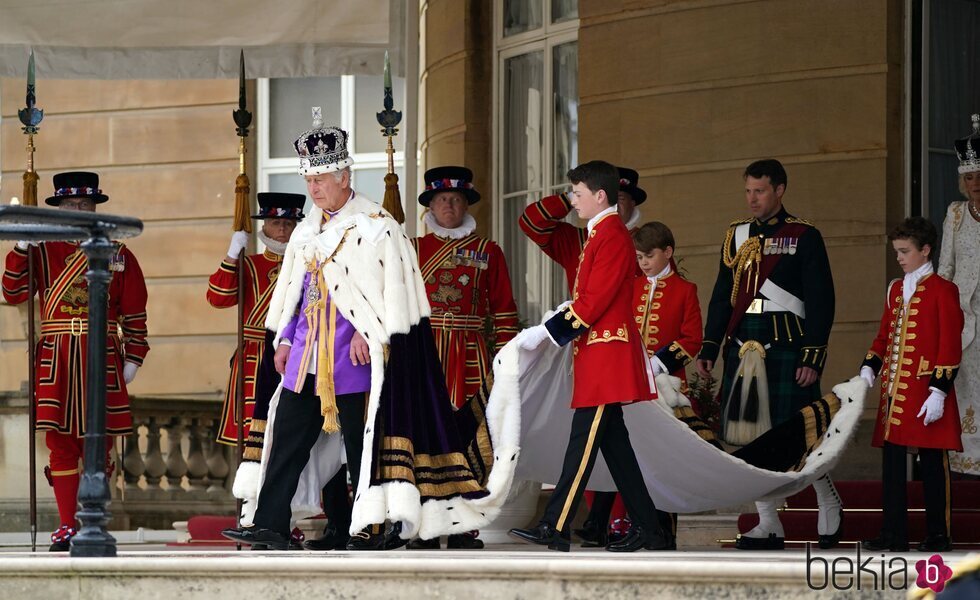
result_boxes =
[493,0,579,320]
[255,76,406,200]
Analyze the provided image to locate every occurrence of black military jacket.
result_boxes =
[699,206,835,373]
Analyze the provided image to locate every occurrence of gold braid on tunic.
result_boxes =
[722,226,763,307]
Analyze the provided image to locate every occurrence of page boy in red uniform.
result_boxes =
[508,160,669,553]
[859,217,963,553]
[630,221,703,548]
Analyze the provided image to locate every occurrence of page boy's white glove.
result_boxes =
[859,366,876,389]
[515,325,552,350]
[917,390,945,426]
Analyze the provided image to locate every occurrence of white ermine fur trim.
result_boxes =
[239,498,257,527]
[260,192,520,540]
[423,212,477,240]
[232,461,261,501]
[653,373,691,409]
[233,459,262,527]
[760,376,866,501]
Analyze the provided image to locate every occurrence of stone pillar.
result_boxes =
[421,0,494,237]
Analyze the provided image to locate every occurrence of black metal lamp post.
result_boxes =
[0,205,143,558]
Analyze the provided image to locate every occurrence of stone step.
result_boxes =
[1,549,973,599]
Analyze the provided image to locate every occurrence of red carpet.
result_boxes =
[735,480,980,549]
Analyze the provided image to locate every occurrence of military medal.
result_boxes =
[109,253,126,272]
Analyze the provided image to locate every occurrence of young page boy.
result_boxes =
[508,160,669,553]
[632,222,703,394]
[630,221,703,547]
[859,217,963,553]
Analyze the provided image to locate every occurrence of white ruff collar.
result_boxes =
[257,228,287,256]
[424,212,476,239]
[625,207,642,231]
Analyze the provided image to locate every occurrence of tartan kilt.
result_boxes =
[721,314,821,429]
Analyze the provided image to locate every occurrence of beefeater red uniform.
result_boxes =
[863,275,963,451]
[2,240,149,535]
[3,241,149,434]
[206,249,283,444]
[519,193,586,292]
[413,233,519,408]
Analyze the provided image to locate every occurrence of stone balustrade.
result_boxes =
[116,396,238,530]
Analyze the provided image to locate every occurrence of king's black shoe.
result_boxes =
[605,525,670,552]
[222,526,288,550]
[734,533,785,550]
[303,525,349,551]
[508,523,570,552]
[447,532,484,550]
[861,535,908,552]
[346,527,387,551]
[250,543,290,551]
[573,520,608,548]
[407,537,441,550]
[916,534,952,553]
[818,510,844,550]
[382,522,409,550]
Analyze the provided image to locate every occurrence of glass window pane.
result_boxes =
[269,77,342,159]
[552,42,578,185]
[551,0,578,23]
[354,75,406,154]
[503,51,544,195]
[503,0,543,37]
[268,173,315,216]
[352,166,405,206]
[501,193,549,321]
[926,0,980,232]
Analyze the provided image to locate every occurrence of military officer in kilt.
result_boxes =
[407,166,519,550]
[695,159,842,550]
[509,160,669,553]
[2,172,150,551]
[207,192,305,448]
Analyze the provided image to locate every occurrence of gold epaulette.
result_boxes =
[728,217,753,227]
[785,217,813,226]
